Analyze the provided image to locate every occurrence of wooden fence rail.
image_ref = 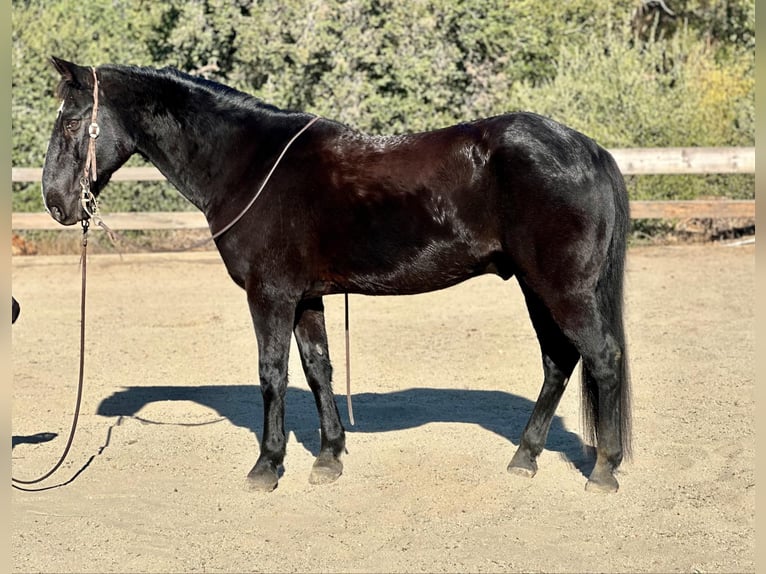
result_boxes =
[12,147,755,229]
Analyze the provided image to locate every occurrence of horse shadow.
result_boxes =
[95,385,595,478]
[12,432,58,449]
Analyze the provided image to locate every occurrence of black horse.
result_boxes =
[42,57,631,492]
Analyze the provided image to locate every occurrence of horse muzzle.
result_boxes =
[45,193,88,226]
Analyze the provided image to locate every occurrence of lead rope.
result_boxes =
[345,293,354,425]
[13,69,104,488]
[12,222,89,490]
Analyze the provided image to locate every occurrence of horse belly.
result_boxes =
[340,238,503,296]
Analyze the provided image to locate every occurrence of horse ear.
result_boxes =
[50,56,76,82]
[49,56,90,89]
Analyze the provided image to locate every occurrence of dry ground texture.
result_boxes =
[11,242,754,573]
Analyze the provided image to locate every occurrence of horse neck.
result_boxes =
[106,69,289,215]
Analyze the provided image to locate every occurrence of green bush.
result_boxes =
[510,27,754,202]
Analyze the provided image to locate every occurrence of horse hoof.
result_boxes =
[309,457,343,485]
[585,460,620,492]
[507,464,536,478]
[245,467,279,492]
[507,451,537,478]
[585,475,619,493]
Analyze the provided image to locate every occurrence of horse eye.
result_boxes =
[64,119,81,132]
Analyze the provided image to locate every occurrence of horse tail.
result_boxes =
[580,149,632,460]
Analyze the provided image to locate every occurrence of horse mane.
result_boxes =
[153,66,270,111]
[55,62,281,117]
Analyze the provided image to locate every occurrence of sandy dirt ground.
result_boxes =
[11,242,754,573]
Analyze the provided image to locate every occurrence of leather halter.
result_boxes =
[79,67,101,222]
[84,66,100,183]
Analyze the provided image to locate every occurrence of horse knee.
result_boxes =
[259,361,288,399]
[306,348,332,378]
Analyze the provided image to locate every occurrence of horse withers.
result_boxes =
[41,57,631,492]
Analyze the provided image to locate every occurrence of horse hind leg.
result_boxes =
[544,291,628,493]
[579,328,627,493]
[508,280,580,478]
[293,298,346,485]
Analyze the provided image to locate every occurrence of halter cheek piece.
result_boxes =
[79,66,101,223]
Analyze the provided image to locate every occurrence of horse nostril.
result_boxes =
[50,205,63,222]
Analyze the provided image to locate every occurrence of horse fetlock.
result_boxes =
[321,433,346,457]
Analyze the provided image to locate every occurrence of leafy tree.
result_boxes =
[511,25,753,201]
[633,0,755,53]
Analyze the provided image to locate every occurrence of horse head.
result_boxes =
[42,57,134,226]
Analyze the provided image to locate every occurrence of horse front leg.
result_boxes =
[245,291,295,492]
[293,297,346,484]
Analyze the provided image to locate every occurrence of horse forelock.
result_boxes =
[54,77,78,101]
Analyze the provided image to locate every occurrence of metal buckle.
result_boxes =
[88,123,100,139]
[80,178,94,210]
